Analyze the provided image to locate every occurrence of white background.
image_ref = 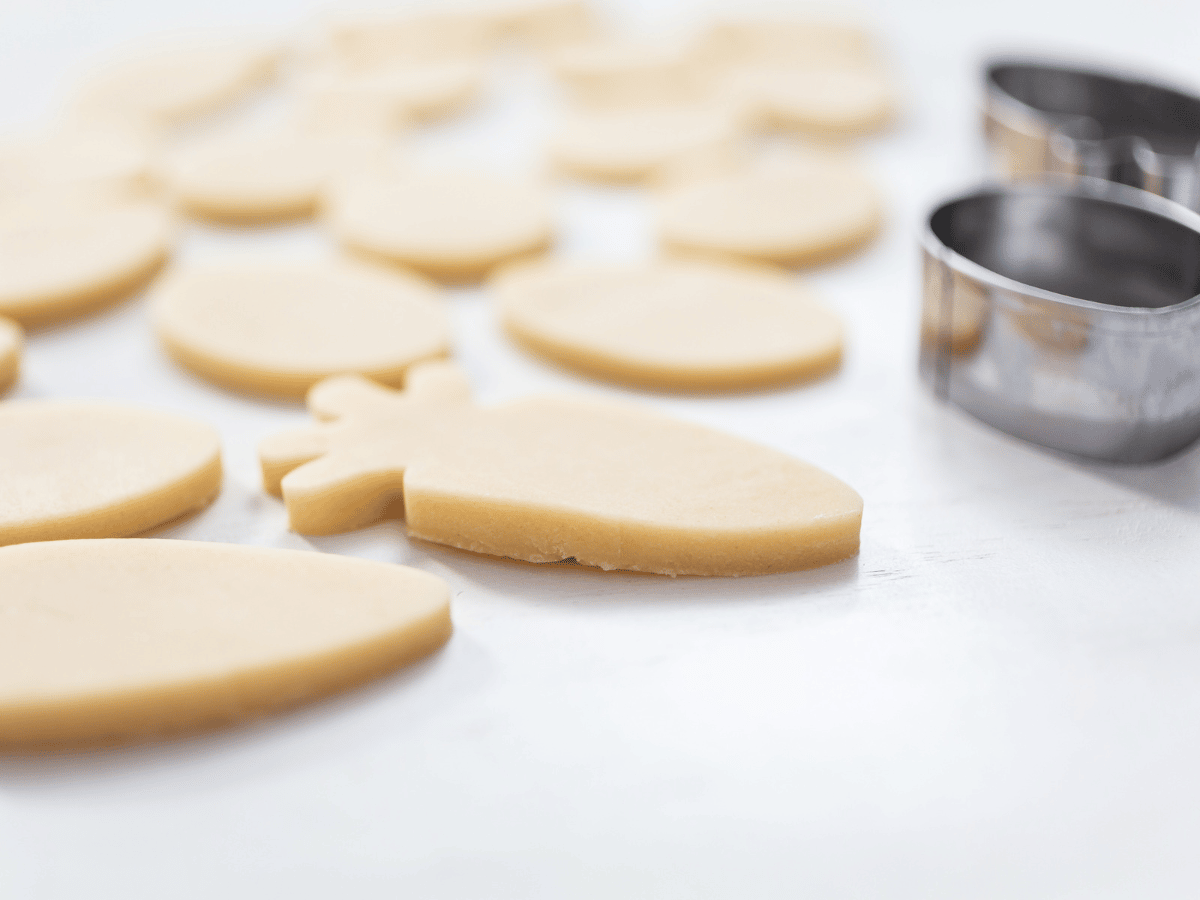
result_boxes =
[3,0,1200,897]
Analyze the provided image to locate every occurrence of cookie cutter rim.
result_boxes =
[983,55,1200,210]
[919,176,1200,463]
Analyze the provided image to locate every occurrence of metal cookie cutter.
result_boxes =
[984,57,1200,211]
[919,179,1200,463]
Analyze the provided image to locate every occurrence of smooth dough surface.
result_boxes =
[0,402,221,545]
[550,104,741,183]
[0,129,156,205]
[152,260,451,398]
[259,362,863,576]
[551,42,707,108]
[495,260,842,389]
[166,131,389,224]
[730,65,894,135]
[0,200,173,326]
[73,39,277,129]
[658,152,881,267]
[300,61,483,125]
[326,169,553,280]
[0,317,21,394]
[322,12,495,69]
[699,18,880,71]
[0,539,451,748]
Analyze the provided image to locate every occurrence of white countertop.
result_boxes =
[3,0,1200,897]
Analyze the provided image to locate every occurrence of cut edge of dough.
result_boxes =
[502,316,842,392]
[0,543,452,750]
[0,317,22,394]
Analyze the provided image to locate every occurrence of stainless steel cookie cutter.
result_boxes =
[919,178,1200,463]
[984,57,1200,211]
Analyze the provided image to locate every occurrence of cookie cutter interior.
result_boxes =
[984,57,1200,211]
[919,179,1200,463]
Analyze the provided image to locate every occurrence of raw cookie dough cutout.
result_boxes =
[698,18,881,72]
[0,539,451,749]
[72,38,278,130]
[0,317,21,394]
[494,259,843,390]
[489,0,597,52]
[166,131,391,224]
[259,361,863,576]
[728,64,895,135]
[0,199,173,327]
[153,260,451,398]
[321,11,495,70]
[551,41,708,108]
[658,150,881,267]
[325,169,554,281]
[0,128,157,206]
[0,402,221,545]
[550,103,742,184]
[299,61,484,124]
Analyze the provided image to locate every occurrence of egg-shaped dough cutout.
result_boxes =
[658,151,881,267]
[495,260,843,390]
[0,402,221,545]
[0,539,452,748]
[0,200,173,326]
[152,260,451,398]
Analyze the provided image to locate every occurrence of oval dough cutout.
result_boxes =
[0,200,173,326]
[658,152,881,267]
[0,539,451,748]
[73,39,277,129]
[0,402,221,545]
[153,260,451,398]
[0,129,155,205]
[300,61,483,125]
[551,104,741,184]
[326,169,553,281]
[496,260,842,390]
[730,65,894,135]
[0,317,21,394]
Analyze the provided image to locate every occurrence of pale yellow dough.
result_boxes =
[0,402,221,545]
[73,39,277,130]
[729,65,895,135]
[325,169,553,281]
[698,18,881,71]
[0,539,451,748]
[299,61,484,125]
[166,131,390,224]
[259,362,863,576]
[0,317,21,394]
[152,260,451,398]
[551,41,707,108]
[550,104,742,184]
[322,11,495,70]
[495,260,843,390]
[488,0,597,52]
[0,128,156,205]
[658,151,881,267]
[0,200,173,326]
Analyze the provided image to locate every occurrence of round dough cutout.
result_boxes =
[0,200,173,326]
[153,260,451,398]
[326,169,553,280]
[496,260,842,389]
[731,65,894,134]
[0,402,222,545]
[658,152,880,267]
[551,104,741,183]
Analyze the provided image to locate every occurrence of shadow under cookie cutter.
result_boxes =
[984,57,1200,211]
[919,178,1200,463]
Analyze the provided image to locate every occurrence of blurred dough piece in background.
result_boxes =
[551,40,709,108]
[152,260,451,399]
[657,147,881,268]
[70,37,278,131]
[0,128,158,206]
[0,317,21,394]
[165,131,393,225]
[325,168,554,281]
[729,64,895,135]
[298,59,485,125]
[486,0,599,52]
[550,102,743,184]
[494,258,843,390]
[318,10,496,71]
[0,198,174,327]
